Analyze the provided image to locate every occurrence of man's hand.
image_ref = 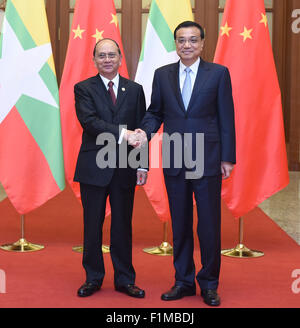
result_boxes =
[133,129,147,148]
[124,129,139,147]
[221,161,234,179]
[137,170,147,185]
[124,129,147,148]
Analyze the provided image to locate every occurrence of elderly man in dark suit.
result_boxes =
[135,21,236,306]
[74,38,147,298]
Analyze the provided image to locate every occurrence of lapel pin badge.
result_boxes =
[122,87,125,92]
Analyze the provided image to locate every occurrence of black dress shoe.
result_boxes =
[201,289,220,306]
[115,284,145,298]
[77,282,101,297]
[161,285,196,301]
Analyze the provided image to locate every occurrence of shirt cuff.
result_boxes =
[118,128,126,144]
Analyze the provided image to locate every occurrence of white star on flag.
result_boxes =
[0,17,58,124]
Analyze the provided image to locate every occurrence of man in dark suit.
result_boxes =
[74,38,147,298]
[136,21,236,306]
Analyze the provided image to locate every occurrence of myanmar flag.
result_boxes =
[135,0,193,222]
[0,0,65,214]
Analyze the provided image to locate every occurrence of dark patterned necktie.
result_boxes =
[108,81,116,105]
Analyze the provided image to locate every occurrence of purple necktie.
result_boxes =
[108,81,116,105]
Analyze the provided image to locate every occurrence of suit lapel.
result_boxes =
[168,59,211,114]
[168,61,186,113]
[91,74,112,110]
[92,74,129,114]
[186,59,211,113]
[115,75,129,112]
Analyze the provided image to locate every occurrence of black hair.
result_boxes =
[174,21,205,40]
[93,38,121,57]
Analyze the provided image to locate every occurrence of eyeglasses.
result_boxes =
[96,52,118,60]
[175,37,201,45]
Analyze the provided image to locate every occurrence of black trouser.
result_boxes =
[80,172,135,287]
[164,171,222,290]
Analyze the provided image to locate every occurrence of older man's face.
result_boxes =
[93,40,122,80]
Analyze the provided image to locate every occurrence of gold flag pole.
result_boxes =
[0,215,44,252]
[221,217,264,258]
[143,221,173,256]
[72,245,110,253]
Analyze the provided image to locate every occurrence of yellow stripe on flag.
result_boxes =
[156,0,194,34]
[11,0,50,47]
[47,56,56,76]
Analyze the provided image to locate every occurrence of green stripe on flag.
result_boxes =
[39,63,60,107]
[149,0,175,53]
[5,0,36,50]
[139,37,146,62]
[15,95,65,190]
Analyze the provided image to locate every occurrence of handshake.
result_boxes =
[124,128,147,148]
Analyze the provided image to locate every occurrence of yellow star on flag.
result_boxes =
[259,13,268,27]
[240,26,253,42]
[220,22,232,37]
[72,24,85,39]
[92,28,104,42]
[110,13,118,27]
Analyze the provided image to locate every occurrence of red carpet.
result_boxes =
[0,186,299,308]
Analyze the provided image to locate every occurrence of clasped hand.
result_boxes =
[125,128,147,148]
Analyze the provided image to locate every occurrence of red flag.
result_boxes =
[143,127,171,222]
[214,0,289,218]
[59,0,128,204]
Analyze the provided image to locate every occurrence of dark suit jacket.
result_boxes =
[74,74,146,187]
[141,59,236,177]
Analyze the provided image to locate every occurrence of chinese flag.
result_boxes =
[214,0,289,218]
[59,0,128,203]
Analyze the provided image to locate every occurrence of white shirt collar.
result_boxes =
[179,57,200,75]
[99,73,119,90]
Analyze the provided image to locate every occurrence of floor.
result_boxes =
[1,171,299,245]
[258,171,300,245]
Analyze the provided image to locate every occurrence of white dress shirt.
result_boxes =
[99,73,119,96]
[99,73,125,144]
[179,57,200,93]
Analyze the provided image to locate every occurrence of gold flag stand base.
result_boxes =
[221,243,264,258]
[143,222,173,256]
[143,241,173,256]
[0,238,44,252]
[0,215,44,253]
[221,217,264,258]
[72,245,110,253]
